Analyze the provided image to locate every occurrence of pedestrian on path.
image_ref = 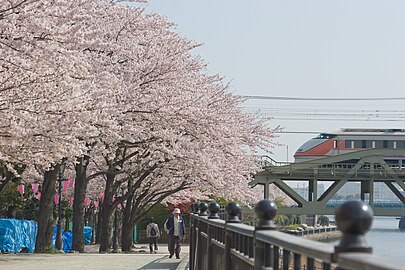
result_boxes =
[146,217,160,253]
[164,208,186,259]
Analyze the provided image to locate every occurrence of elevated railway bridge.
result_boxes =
[250,149,405,217]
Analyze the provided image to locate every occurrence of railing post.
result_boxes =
[254,199,277,270]
[225,201,241,270]
[208,202,220,219]
[197,202,208,270]
[190,202,200,270]
[198,202,209,217]
[207,202,220,270]
[334,200,373,269]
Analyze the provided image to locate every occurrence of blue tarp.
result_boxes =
[52,225,93,252]
[0,219,92,253]
[84,226,92,245]
[0,219,37,253]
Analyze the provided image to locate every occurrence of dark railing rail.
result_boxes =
[189,200,404,270]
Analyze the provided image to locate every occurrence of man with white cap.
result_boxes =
[164,208,186,259]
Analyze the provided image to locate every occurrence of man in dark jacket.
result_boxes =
[164,208,186,259]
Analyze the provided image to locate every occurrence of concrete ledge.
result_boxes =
[176,254,189,270]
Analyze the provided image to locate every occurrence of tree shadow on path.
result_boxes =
[138,255,181,270]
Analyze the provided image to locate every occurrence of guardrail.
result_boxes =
[189,200,404,270]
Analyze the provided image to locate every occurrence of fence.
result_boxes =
[189,200,404,270]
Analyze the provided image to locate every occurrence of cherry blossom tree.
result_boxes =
[0,0,104,251]
[1,0,280,254]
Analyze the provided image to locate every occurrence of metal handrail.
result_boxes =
[256,230,334,264]
[190,200,405,270]
[227,223,254,238]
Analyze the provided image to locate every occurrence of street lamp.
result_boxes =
[55,162,65,250]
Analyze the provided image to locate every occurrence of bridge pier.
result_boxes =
[399,217,405,230]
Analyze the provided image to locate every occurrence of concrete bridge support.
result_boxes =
[399,217,405,230]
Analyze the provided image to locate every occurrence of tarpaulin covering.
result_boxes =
[84,226,92,245]
[0,219,92,253]
[53,226,93,252]
[0,219,37,253]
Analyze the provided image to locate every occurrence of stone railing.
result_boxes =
[189,200,404,270]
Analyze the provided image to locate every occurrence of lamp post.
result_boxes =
[55,162,65,250]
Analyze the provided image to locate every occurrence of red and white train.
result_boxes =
[294,128,405,162]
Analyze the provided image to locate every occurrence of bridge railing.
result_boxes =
[189,200,404,270]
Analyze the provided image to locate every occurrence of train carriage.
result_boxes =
[294,128,405,162]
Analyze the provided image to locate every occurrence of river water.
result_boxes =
[365,217,405,261]
[329,216,405,262]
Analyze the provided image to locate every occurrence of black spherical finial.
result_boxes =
[208,202,220,219]
[225,201,241,223]
[255,199,277,230]
[198,202,208,216]
[191,202,199,214]
[335,200,373,253]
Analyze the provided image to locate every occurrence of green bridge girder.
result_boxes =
[250,149,405,216]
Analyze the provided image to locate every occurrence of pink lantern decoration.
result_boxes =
[18,184,25,196]
[84,197,89,206]
[37,192,41,201]
[100,193,104,202]
[54,194,59,205]
[94,201,99,208]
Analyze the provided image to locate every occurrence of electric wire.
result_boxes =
[240,95,405,101]
[240,95,405,122]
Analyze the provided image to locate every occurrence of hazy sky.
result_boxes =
[142,1,405,161]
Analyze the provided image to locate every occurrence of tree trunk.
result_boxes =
[121,220,134,252]
[65,217,70,231]
[99,172,115,253]
[91,209,96,244]
[112,208,119,253]
[6,206,16,218]
[35,168,58,253]
[72,157,89,252]
[96,206,102,244]
[99,204,113,252]
[121,192,134,252]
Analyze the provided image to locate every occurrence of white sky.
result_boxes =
[142,1,405,162]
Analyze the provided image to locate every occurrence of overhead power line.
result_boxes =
[274,131,320,134]
[240,95,405,101]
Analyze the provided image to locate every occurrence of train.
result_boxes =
[294,128,405,162]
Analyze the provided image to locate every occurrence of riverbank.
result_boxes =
[302,230,341,241]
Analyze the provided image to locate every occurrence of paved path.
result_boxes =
[0,244,189,270]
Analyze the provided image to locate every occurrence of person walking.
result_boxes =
[164,208,186,259]
[146,217,160,253]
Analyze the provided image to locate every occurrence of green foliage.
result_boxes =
[61,200,73,220]
[42,246,64,254]
[137,204,173,231]
[0,182,24,217]
[318,215,330,226]
[0,181,41,221]
[272,196,300,226]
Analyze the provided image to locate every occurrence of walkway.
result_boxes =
[0,244,189,270]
